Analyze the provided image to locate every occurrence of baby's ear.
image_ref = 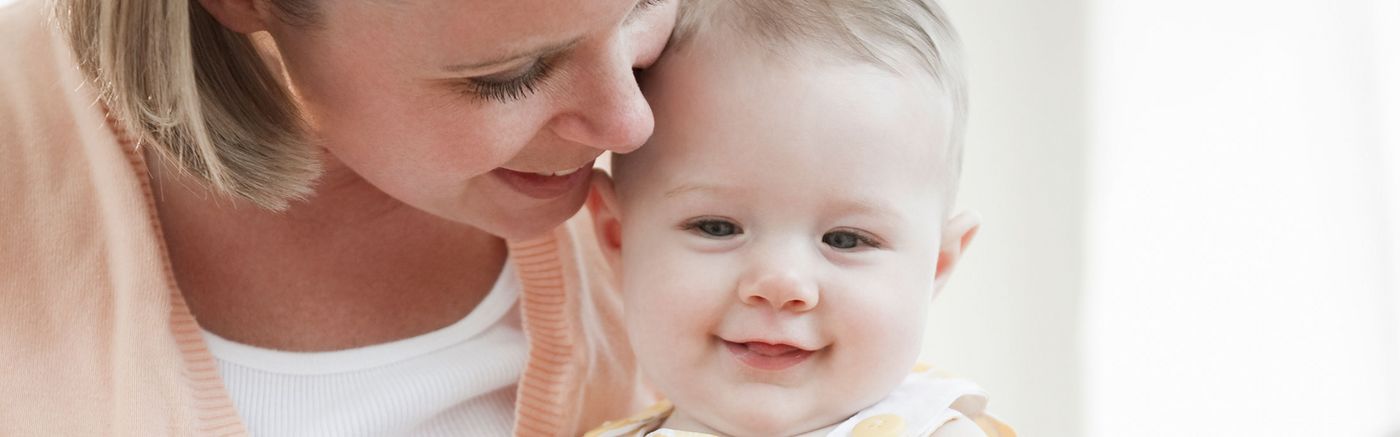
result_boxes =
[933,211,981,298]
[586,170,624,272]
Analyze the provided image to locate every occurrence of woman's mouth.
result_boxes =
[724,340,816,371]
[492,164,591,199]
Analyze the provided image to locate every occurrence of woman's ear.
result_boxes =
[933,210,981,297]
[586,170,624,272]
[196,0,270,34]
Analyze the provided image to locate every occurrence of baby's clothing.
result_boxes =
[585,365,1016,437]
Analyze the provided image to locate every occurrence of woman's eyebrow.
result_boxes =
[443,0,659,74]
[623,0,661,23]
[442,38,580,73]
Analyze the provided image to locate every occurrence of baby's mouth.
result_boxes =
[743,342,805,356]
[723,340,817,371]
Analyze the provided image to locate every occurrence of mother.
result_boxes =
[0,0,676,435]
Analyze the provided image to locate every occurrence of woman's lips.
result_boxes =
[491,164,591,200]
[725,340,815,371]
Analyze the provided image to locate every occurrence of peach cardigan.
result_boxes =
[0,1,650,435]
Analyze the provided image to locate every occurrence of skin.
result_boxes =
[165,0,677,351]
[587,30,983,437]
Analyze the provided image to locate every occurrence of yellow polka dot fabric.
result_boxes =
[582,400,675,437]
[582,363,1015,437]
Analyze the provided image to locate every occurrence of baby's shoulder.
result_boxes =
[929,415,987,437]
[923,410,1017,437]
[844,364,1016,437]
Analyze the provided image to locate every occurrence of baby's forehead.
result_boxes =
[614,119,954,221]
[614,36,957,207]
[667,0,964,93]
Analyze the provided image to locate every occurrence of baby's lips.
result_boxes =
[721,335,821,354]
[724,340,817,371]
[743,341,802,357]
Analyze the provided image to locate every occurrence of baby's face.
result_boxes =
[609,36,959,436]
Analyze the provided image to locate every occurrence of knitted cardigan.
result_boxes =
[0,1,649,435]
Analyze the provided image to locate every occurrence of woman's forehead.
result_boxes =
[314,0,641,66]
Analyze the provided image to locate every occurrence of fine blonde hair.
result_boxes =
[52,0,321,210]
[671,0,969,184]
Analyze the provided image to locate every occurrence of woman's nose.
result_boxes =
[738,268,820,313]
[549,62,653,154]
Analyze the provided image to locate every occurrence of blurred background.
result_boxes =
[6,0,1394,434]
[919,0,1400,436]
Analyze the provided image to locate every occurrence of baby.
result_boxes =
[584,1,1013,436]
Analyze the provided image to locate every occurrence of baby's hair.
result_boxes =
[668,0,969,190]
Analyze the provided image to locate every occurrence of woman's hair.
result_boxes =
[52,0,322,210]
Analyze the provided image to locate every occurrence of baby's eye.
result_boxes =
[821,229,881,250]
[681,218,742,238]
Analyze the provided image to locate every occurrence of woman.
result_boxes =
[0,0,677,435]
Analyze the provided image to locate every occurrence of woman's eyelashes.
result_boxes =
[455,0,671,103]
[457,57,556,103]
[636,0,668,11]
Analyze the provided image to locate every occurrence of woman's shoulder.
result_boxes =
[1,0,114,169]
[0,0,162,308]
[1,0,72,107]
[0,0,45,46]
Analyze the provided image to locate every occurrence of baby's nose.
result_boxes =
[738,270,819,312]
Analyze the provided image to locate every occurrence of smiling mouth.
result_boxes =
[526,167,583,177]
[723,340,817,371]
[491,162,592,199]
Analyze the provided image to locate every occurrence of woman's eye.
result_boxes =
[682,219,741,238]
[822,230,880,250]
[457,58,555,103]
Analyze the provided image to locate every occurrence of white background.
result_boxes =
[922,0,1400,436]
[9,0,1396,434]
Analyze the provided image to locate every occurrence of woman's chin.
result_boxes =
[440,171,592,241]
[480,193,590,242]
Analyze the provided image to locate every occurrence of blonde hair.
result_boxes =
[52,0,321,210]
[671,0,969,183]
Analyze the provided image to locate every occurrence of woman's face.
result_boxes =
[264,0,677,239]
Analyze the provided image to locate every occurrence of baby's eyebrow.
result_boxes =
[831,197,903,221]
[663,183,731,199]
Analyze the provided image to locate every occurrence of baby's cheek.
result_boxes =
[825,329,915,422]
[836,294,926,382]
[625,283,714,352]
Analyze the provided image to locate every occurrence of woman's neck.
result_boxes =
[149,150,508,352]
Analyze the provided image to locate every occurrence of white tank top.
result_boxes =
[201,264,526,436]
